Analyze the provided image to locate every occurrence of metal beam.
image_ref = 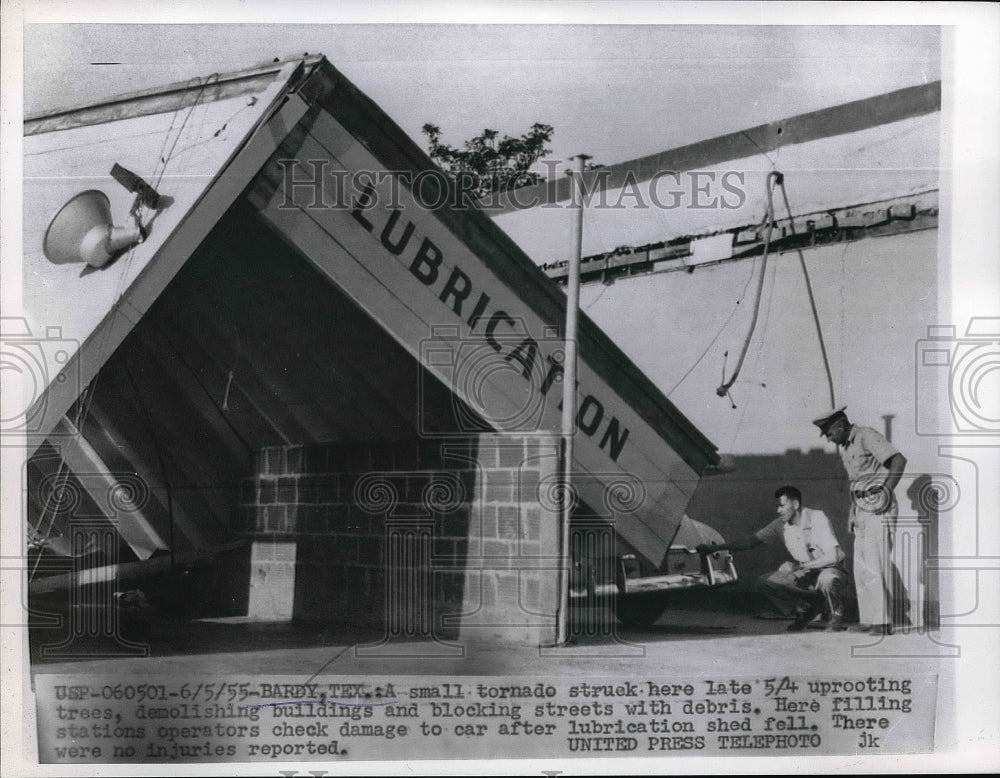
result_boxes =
[29,540,247,596]
[51,418,169,561]
[480,81,941,216]
[25,56,319,136]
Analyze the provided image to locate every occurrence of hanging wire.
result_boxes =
[582,281,613,311]
[151,77,203,183]
[739,128,778,169]
[667,255,759,397]
[776,178,837,409]
[722,261,782,452]
[716,170,782,400]
[164,91,257,162]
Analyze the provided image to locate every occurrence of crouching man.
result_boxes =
[697,485,847,632]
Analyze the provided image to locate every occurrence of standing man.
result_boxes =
[813,406,907,635]
[697,485,847,632]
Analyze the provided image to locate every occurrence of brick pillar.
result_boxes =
[236,436,565,645]
[454,434,562,647]
[237,440,476,632]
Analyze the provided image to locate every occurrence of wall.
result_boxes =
[688,449,850,589]
[236,434,563,646]
[578,229,941,467]
[685,449,942,627]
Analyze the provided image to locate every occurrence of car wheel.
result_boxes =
[616,596,666,626]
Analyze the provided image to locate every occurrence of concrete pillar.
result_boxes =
[246,540,297,621]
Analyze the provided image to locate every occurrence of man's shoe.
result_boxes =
[826,613,845,632]
[848,623,871,633]
[787,607,818,632]
[868,623,894,636]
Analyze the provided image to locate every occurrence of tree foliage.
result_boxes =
[421,122,554,200]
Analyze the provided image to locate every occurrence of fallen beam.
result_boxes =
[51,418,168,560]
[480,81,941,215]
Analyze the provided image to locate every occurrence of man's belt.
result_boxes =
[852,487,890,499]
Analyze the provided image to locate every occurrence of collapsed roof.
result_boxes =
[22,55,721,568]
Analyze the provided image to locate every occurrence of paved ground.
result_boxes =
[30,607,948,680]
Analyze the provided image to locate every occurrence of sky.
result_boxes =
[23,23,940,169]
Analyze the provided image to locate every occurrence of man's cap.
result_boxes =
[812,406,847,434]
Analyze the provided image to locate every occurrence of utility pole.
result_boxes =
[556,154,590,646]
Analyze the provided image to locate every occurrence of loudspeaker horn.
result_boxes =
[43,190,143,268]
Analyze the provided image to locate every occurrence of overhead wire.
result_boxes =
[152,74,220,189]
[582,274,618,311]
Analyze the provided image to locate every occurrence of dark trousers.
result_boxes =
[757,567,847,617]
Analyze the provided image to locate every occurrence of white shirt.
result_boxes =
[755,507,841,565]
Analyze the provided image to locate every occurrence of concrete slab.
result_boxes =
[29,608,945,679]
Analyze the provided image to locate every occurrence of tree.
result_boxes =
[421,122,554,200]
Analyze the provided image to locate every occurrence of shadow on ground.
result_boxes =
[28,591,856,667]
